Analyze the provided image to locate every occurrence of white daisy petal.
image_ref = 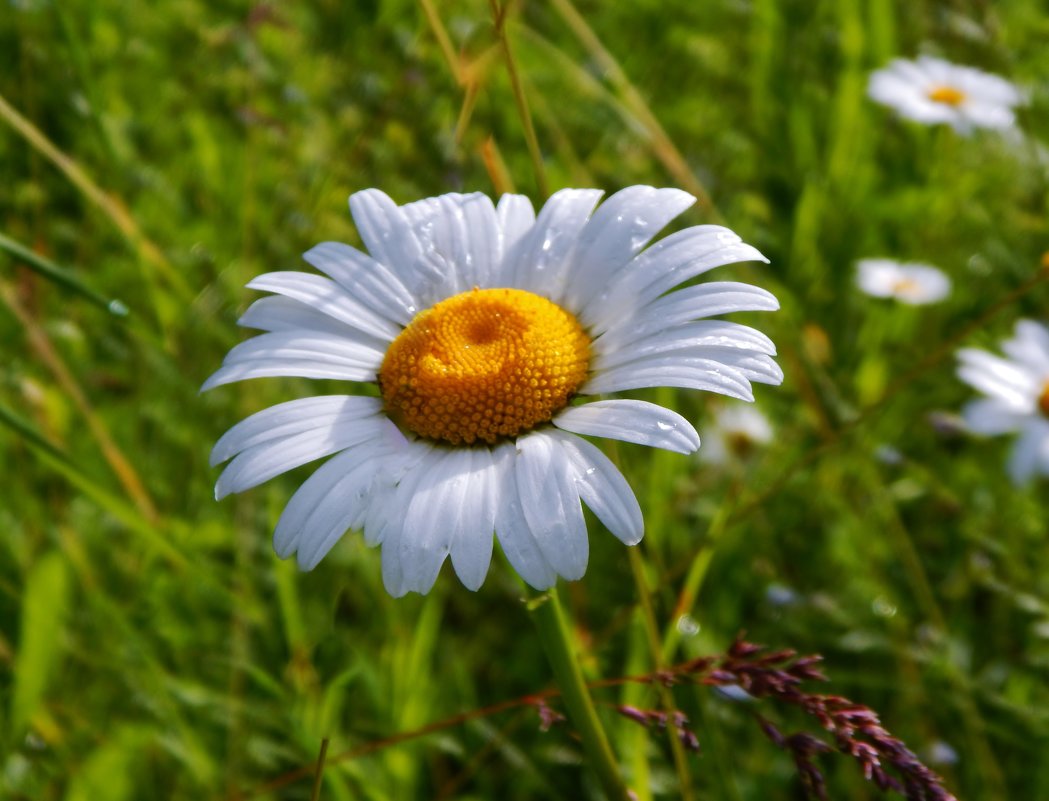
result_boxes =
[348,188,440,291]
[496,194,536,275]
[274,436,390,564]
[380,442,440,597]
[238,296,363,336]
[398,447,467,594]
[493,443,558,590]
[303,242,418,324]
[201,331,384,391]
[211,396,382,466]
[247,271,400,341]
[582,356,756,400]
[594,320,777,370]
[554,399,700,454]
[448,447,498,591]
[957,348,1039,406]
[1008,421,1049,485]
[503,188,604,299]
[215,409,385,499]
[515,431,589,581]
[563,186,695,314]
[586,231,769,334]
[548,430,643,545]
[962,398,1027,435]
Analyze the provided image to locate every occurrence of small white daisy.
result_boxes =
[868,55,1022,135]
[856,259,951,305]
[205,186,781,596]
[957,319,1049,484]
[698,404,773,465]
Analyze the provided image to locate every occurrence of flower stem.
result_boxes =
[527,587,632,801]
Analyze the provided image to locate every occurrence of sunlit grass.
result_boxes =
[2,1,1048,798]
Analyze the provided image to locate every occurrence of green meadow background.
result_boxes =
[2,0,1048,798]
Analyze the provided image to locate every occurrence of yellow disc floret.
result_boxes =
[927,85,966,106]
[378,287,591,445]
[1039,380,1049,418]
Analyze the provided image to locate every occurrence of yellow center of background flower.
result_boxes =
[927,85,966,106]
[379,287,591,445]
[1039,380,1049,418]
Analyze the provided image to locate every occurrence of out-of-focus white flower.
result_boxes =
[868,55,1022,135]
[205,186,783,595]
[699,404,773,464]
[957,320,1049,484]
[856,259,951,305]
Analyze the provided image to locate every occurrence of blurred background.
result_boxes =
[2,0,1048,798]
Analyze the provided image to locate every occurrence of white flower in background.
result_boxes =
[205,187,782,595]
[856,259,951,305]
[957,320,1049,483]
[868,55,1022,135]
[699,404,773,464]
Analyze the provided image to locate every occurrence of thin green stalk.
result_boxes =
[490,0,550,199]
[627,549,695,801]
[0,230,128,315]
[526,587,631,801]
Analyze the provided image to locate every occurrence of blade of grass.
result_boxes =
[0,230,128,315]
[0,281,158,522]
[490,0,550,198]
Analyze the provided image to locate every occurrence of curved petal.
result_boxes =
[247,271,400,341]
[495,194,536,282]
[448,447,499,591]
[379,442,440,597]
[553,399,700,454]
[962,398,1027,435]
[215,411,386,498]
[238,296,366,337]
[596,282,780,348]
[593,320,777,371]
[272,436,394,566]
[547,430,644,545]
[201,330,384,391]
[502,188,603,300]
[582,356,756,400]
[564,186,695,315]
[515,431,588,581]
[1008,421,1049,485]
[211,396,382,466]
[584,228,769,334]
[348,189,441,294]
[493,443,557,589]
[399,193,501,297]
[303,241,418,324]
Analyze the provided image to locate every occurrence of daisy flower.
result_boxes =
[957,319,1049,483]
[698,404,773,465]
[868,55,1022,135]
[205,187,781,596]
[855,259,951,305]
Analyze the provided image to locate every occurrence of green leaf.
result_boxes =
[10,551,71,735]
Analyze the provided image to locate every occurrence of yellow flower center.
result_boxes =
[891,277,920,297]
[1039,380,1049,418]
[378,287,591,445]
[927,85,966,106]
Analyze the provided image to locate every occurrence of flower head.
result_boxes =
[855,259,951,305]
[699,404,773,465]
[957,319,1049,484]
[206,187,781,595]
[868,55,1022,135]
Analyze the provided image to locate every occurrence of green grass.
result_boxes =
[2,0,1049,798]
